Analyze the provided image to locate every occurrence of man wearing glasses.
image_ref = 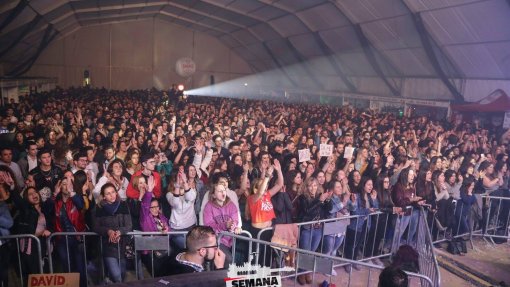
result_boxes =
[168,225,226,275]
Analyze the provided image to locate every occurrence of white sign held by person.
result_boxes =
[319,144,333,157]
[503,112,510,129]
[344,146,355,159]
[298,149,311,162]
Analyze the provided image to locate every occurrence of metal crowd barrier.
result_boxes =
[429,194,510,248]
[219,231,435,287]
[0,234,43,287]
[254,207,440,287]
[44,229,252,286]
[256,212,394,264]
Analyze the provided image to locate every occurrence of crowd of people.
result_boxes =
[0,87,509,286]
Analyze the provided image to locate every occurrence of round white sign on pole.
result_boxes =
[175,57,196,77]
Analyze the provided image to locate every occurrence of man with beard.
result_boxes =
[167,225,226,274]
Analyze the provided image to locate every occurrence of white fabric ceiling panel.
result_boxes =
[335,0,407,24]
[319,26,361,53]
[31,0,68,15]
[245,43,272,60]
[265,39,300,65]
[306,57,339,76]
[297,3,350,31]
[198,17,226,29]
[4,7,37,34]
[336,53,377,76]
[485,42,510,78]
[204,30,224,37]
[275,0,325,13]
[269,14,309,37]
[230,30,259,46]
[463,79,510,102]
[361,15,422,50]
[321,75,349,91]
[444,44,506,79]
[383,48,435,76]
[250,23,281,42]
[219,34,241,48]
[232,46,258,62]
[249,5,287,21]
[249,59,274,72]
[140,5,165,13]
[98,0,123,8]
[214,22,239,34]
[289,33,323,58]
[227,0,265,13]
[353,76,394,96]
[422,0,510,46]
[404,0,479,13]
[179,11,205,23]
[70,1,97,10]
[53,17,79,31]
[402,78,454,100]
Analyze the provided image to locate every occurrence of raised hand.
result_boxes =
[148,175,155,192]
[273,159,281,171]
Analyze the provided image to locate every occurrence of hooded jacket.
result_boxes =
[203,197,239,247]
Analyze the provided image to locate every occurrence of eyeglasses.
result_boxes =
[149,206,159,209]
[383,180,390,184]
[200,244,219,250]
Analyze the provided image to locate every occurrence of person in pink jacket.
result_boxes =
[136,175,171,277]
[203,183,241,266]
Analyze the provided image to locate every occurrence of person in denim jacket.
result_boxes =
[344,176,377,270]
[322,180,350,258]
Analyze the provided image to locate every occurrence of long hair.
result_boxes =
[431,170,443,190]
[375,173,393,207]
[416,169,433,199]
[397,167,414,188]
[358,176,372,208]
[73,170,88,195]
[300,177,323,200]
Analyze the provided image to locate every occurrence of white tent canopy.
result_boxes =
[1,0,510,101]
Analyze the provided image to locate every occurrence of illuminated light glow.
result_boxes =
[178,84,185,91]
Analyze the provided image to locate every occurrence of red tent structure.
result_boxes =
[452,89,510,113]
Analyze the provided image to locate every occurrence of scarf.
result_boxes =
[102,199,120,215]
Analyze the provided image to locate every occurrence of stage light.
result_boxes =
[244,83,248,86]
[178,84,185,91]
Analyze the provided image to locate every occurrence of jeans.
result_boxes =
[322,234,345,256]
[56,238,86,287]
[394,209,420,248]
[344,228,364,260]
[104,257,126,283]
[299,228,323,252]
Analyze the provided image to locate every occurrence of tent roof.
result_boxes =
[452,89,510,112]
[1,0,510,98]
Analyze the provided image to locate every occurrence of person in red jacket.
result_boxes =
[51,170,87,287]
[126,152,162,230]
[126,153,162,199]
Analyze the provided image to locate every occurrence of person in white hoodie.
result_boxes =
[167,167,197,250]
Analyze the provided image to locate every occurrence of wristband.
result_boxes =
[184,188,191,193]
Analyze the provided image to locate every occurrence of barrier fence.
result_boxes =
[0,234,43,287]
[256,206,440,287]
[40,230,251,286]
[3,194,508,287]
[429,194,510,247]
[219,231,435,287]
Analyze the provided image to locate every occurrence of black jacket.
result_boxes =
[93,201,132,258]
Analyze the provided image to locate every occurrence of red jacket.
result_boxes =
[53,194,87,233]
[126,170,162,199]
